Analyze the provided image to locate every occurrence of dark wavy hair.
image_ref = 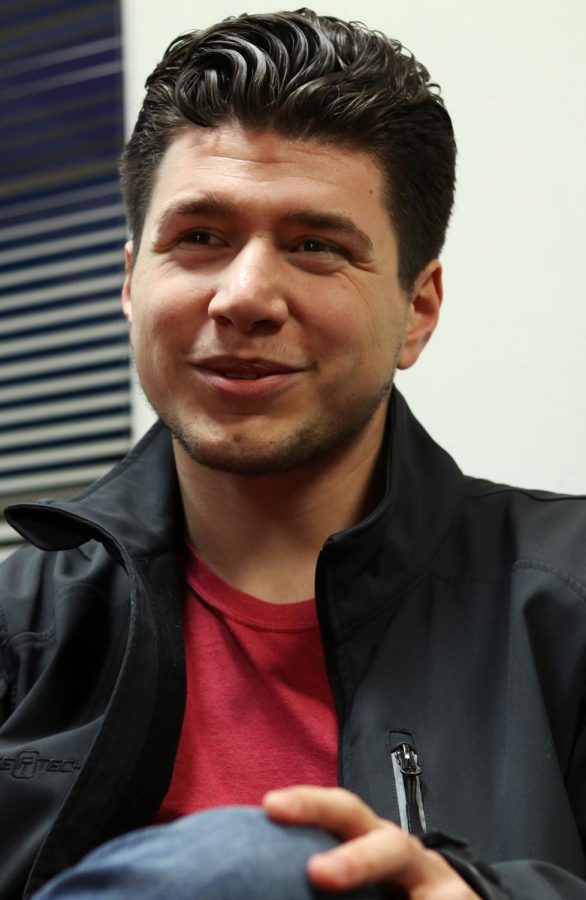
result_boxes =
[120,8,456,290]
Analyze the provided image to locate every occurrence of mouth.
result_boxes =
[215,371,266,380]
[192,356,304,398]
[195,357,303,378]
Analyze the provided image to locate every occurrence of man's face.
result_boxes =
[122,124,440,475]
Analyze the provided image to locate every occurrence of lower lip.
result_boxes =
[193,367,301,399]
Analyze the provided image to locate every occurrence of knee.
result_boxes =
[34,806,341,900]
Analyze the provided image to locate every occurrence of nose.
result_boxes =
[207,240,289,333]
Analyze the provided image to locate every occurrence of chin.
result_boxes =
[160,380,393,477]
[170,421,333,476]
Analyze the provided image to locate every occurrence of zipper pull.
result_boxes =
[392,742,425,835]
[394,742,422,776]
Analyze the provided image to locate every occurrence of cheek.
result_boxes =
[348,308,409,394]
[306,285,370,351]
[309,311,392,400]
[317,295,401,369]
[132,278,207,351]
[129,306,185,395]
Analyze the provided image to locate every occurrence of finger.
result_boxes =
[308,827,474,897]
[307,824,419,890]
[263,786,382,839]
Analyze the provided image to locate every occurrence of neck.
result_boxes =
[175,401,389,604]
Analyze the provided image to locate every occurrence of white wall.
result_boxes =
[121,0,586,493]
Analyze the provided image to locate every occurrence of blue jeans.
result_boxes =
[33,806,386,899]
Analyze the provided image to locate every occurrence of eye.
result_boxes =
[295,238,346,256]
[178,230,225,247]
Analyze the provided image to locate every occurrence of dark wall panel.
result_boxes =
[0,0,130,555]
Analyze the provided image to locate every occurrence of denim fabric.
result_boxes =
[33,806,386,899]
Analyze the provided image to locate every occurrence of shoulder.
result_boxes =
[448,475,586,605]
[462,476,586,557]
[0,539,125,638]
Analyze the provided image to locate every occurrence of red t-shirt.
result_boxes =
[155,545,338,823]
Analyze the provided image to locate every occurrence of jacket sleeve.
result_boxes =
[488,687,586,899]
[493,861,586,900]
[423,833,586,899]
[0,602,14,729]
[424,636,586,900]
[0,648,8,729]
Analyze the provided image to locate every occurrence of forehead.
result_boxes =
[144,123,390,229]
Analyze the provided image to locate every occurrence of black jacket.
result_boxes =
[1,389,585,900]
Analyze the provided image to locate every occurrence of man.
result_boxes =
[1,8,585,900]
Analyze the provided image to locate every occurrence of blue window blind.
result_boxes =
[0,0,130,557]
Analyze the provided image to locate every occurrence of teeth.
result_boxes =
[221,372,261,380]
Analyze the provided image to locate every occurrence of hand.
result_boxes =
[262,786,480,898]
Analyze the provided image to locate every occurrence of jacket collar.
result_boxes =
[6,389,464,615]
[320,388,464,633]
[5,421,181,559]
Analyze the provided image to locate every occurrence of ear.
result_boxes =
[397,260,443,370]
[121,240,134,325]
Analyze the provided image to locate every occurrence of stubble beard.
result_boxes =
[165,376,395,477]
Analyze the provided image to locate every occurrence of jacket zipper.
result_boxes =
[391,741,427,835]
[315,539,346,786]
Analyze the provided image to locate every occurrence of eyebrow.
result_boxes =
[154,197,236,235]
[282,209,373,254]
[153,195,374,254]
